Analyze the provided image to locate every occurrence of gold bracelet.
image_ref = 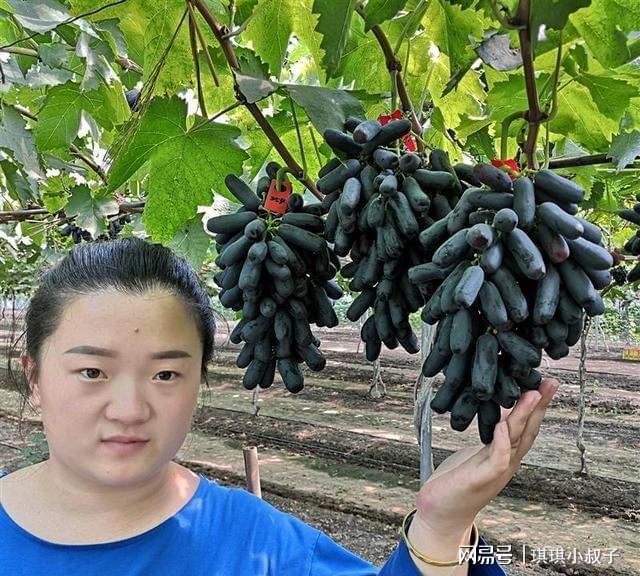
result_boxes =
[400,508,479,567]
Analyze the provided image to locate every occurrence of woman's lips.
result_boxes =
[102,440,149,454]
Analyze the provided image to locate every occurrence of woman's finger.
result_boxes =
[505,388,543,448]
[487,420,513,474]
[466,418,520,491]
[469,390,544,485]
[514,378,559,461]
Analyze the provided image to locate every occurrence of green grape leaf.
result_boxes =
[477,34,522,71]
[37,43,68,67]
[95,18,128,57]
[243,0,295,78]
[607,130,640,172]
[552,81,618,152]
[25,63,74,88]
[311,0,356,78]
[333,14,388,93]
[426,50,486,133]
[143,0,192,93]
[143,117,248,243]
[235,0,259,24]
[577,74,639,123]
[531,0,591,32]
[235,73,279,103]
[39,172,75,213]
[0,159,38,206]
[426,0,488,80]
[108,96,184,191]
[285,84,366,136]
[35,83,112,151]
[6,0,70,33]
[91,81,130,131]
[486,73,543,124]
[68,0,148,67]
[165,215,211,271]
[76,32,119,91]
[35,83,87,151]
[237,48,270,79]
[110,97,247,242]
[64,185,119,237]
[0,54,26,90]
[571,0,640,68]
[363,0,409,30]
[0,105,42,179]
[466,125,496,160]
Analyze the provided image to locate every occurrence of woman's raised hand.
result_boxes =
[406,378,560,574]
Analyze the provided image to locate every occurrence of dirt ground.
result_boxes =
[1,325,638,575]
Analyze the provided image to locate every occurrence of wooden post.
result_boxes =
[242,446,262,498]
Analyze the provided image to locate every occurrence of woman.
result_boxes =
[0,237,558,575]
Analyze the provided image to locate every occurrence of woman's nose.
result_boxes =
[104,381,151,422]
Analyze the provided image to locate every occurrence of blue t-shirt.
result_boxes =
[0,470,507,575]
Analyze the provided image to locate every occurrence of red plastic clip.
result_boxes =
[378,109,417,152]
[264,179,292,215]
[491,159,521,180]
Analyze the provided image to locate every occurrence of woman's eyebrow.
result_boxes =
[64,346,192,359]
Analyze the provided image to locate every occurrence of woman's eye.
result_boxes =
[80,368,104,379]
[156,371,178,382]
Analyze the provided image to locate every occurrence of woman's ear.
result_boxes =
[21,353,41,408]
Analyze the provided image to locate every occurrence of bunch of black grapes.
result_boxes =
[317,116,479,361]
[206,167,342,393]
[60,223,92,244]
[409,167,613,444]
[618,194,640,284]
[60,216,131,243]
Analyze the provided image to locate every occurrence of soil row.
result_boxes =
[191,406,640,522]
[210,347,640,416]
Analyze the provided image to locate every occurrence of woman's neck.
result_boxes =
[36,460,174,517]
[4,460,199,544]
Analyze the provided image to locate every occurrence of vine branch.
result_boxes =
[0,202,145,224]
[189,0,321,199]
[548,154,640,169]
[355,2,424,149]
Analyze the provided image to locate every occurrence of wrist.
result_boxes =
[405,511,475,576]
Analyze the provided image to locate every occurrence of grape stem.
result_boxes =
[275,166,291,191]
[548,154,640,169]
[500,111,526,161]
[189,0,322,200]
[354,2,424,151]
[512,0,547,170]
[187,4,208,117]
[187,0,220,88]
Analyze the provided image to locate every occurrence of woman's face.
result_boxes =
[24,289,203,487]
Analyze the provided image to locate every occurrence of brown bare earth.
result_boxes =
[1,324,639,576]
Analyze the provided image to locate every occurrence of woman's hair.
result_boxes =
[7,237,216,424]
